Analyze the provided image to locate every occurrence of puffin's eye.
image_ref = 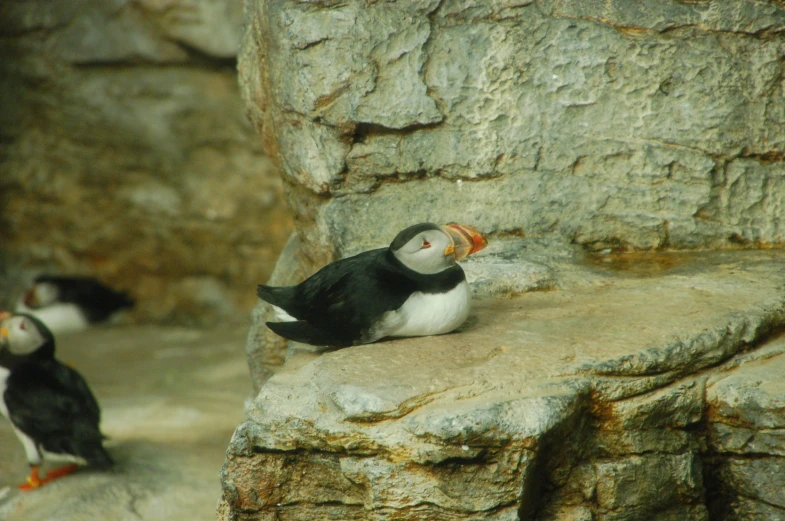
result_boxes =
[422,240,432,249]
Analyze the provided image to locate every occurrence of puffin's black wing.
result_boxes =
[260,249,417,346]
[259,276,357,346]
[4,360,113,468]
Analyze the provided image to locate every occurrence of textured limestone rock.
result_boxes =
[239,0,785,252]
[240,0,785,386]
[219,248,785,520]
[706,345,785,519]
[0,0,291,323]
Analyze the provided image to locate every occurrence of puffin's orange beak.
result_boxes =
[442,224,488,260]
[0,311,10,344]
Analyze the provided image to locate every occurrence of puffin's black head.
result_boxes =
[389,223,488,275]
[0,313,56,369]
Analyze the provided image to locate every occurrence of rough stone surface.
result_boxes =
[240,0,785,388]
[239,0,785,253]
[706,347,785,519]
[0,321,251,521]
[0,0,292,323]
[220,247,785,520]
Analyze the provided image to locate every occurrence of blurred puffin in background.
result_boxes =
[258,223,487,347]
[16,275,134,334]
[0,311,113,490]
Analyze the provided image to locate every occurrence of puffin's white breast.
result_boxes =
[383,280,471,339]
[0,367,10,418]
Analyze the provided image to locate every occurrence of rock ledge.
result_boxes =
[219,245,785,521]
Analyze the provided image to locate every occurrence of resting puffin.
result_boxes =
[16,275,134,334]
[0,311,113,490]
[257,223,487,347]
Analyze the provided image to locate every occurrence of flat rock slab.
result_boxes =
[0,323,251,521]
[253,249,785,433]
[221,248,785,520]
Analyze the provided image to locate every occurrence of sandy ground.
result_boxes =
[0,321,252,521]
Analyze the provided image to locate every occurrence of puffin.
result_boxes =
[0,311,113,490]
[257,223,487,347]
[16,275,134,334]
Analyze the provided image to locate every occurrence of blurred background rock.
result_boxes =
[0,0,292,325]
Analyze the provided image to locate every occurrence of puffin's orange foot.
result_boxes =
[44,464,79,481]
[18,466,43,491]
[18,464,79,491]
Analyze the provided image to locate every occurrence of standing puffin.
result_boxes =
[16,275,134,334]
[0,312,113,490]
[257,223,487,347]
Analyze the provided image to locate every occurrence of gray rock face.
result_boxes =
[239,0,785,387]
[0,0,291,323]
[240,0,785,252]
[707,347,785,519]
[220,246,785,520]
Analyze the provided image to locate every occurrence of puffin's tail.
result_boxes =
[256,285,295,308]
[86,445,114,470]
[64,438,114,469]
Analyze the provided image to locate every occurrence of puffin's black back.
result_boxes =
[4,359,113,468]
[258,248,465,347]
[36,276,134,322]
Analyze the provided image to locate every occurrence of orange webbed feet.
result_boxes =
[18,466,43,491]
[18,464,80,491]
